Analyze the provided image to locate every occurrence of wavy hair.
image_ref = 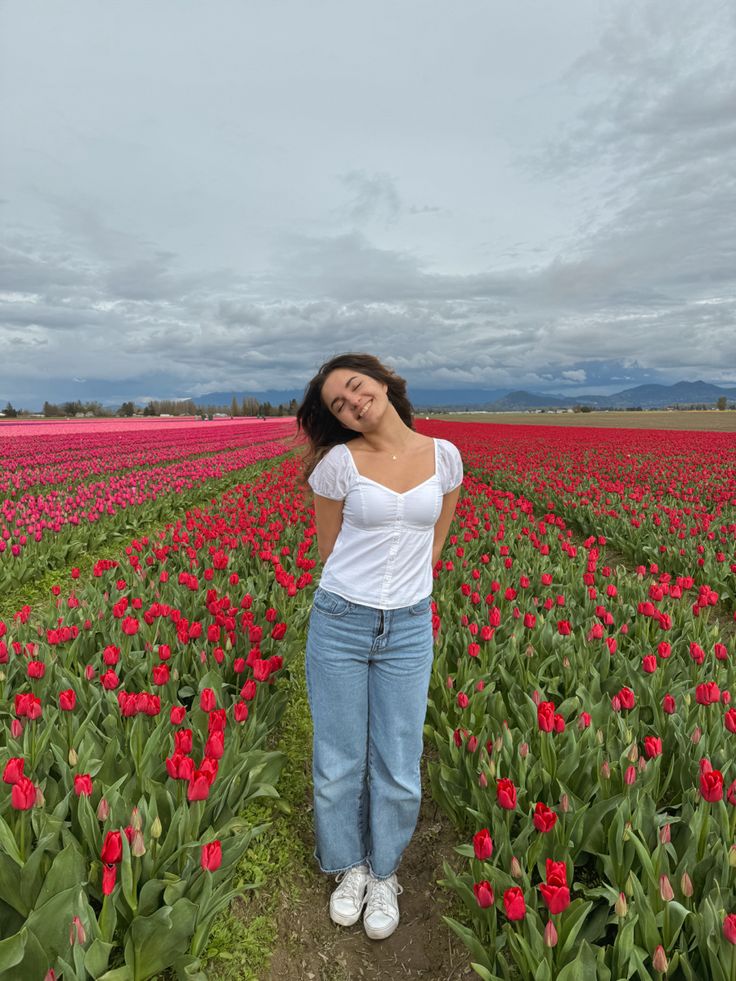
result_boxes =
[296,353,414,480]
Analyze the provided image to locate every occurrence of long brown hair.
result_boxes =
[296,353,414,480]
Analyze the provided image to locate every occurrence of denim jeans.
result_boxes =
[305,587,434,880]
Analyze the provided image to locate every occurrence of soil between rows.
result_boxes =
[260,771,473,981]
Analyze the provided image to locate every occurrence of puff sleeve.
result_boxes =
[437,439,463,494]
[307,444,353,500]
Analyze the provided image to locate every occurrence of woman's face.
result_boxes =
[320,368,389,432]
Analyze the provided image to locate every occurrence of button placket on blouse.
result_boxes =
[380,498,402,606]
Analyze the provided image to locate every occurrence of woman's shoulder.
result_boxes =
[434,437,462,459]
[308,443,354,498]
[434,438,463,492]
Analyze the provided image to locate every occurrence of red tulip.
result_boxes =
[187,770,211,801]
[100,830,123,863]
[11,775,36,810]
[59,689,77,711]
[74,774,93,796]
[473,880,494,908]
[2,757,25,784]
[644,736,662,758]
[102,863,117,895]
[724,914,736,945]
[199,688,216,712]
[496,778,517,810]
[700,768,724,802]
[473,828,493,860]
[532,802,557,833]
[537,702,555,732]
[201,840,222,871]
[503,886,526,921]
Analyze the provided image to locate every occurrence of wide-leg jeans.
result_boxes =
[305,587,434,880]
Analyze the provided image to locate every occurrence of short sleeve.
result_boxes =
[437,439,463,494]
[308,445,354,500]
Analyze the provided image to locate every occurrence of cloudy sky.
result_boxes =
[1,0,734,407]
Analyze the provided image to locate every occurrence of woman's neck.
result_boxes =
[358,405,416,455]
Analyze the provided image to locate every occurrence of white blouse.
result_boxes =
[308,438,463,610]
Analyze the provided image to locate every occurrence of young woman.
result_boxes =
[296,353,463,940]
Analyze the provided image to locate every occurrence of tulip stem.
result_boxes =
[19,813,26,863]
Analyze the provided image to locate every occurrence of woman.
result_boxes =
[296,352,462,940]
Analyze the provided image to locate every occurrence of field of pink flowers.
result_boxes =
[1,417,735,979]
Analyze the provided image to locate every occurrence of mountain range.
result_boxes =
[193,380,736,412]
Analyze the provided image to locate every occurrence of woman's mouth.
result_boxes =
[358,399,373,419]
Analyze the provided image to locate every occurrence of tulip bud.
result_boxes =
[659,875,674,902]
[131,807,143,831]
[595,728,604,745]
[510,856,523,880]
[150,816,162,840]
[544,919,558,947]
[659,823,671,844]
[35,786,45,808]
[729,845,736,868]
[601,761,611,779]
[11,719,23,739]
[562,656,570,668]
[624,766,636,786]
[69,915,86,946]
[68,748,78,766]
[131,829,146,857]
[519,742,529,759]
[625,873,634,897]
[615,892,628,917]
[494,735,503,753]
[680,872,693,897]
[478,770,488,788]
[623,821,632,841]
[652,945,668,974]
[691,727,702,744]
[96,798,110,821]
[560,793,569,813]
[628,743,638,763]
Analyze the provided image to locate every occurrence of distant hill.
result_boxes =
[190,380,736,412]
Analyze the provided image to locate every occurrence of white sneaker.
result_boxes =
[363,874,403,940]
[330,865,370,926]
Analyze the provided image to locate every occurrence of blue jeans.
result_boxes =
[305,587,434,880]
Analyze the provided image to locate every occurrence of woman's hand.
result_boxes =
[313,495,345,564]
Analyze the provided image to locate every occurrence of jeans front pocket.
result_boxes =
[312,588,352,618]
[407,596,431,617]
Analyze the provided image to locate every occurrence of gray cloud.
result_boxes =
[1,0,735,406]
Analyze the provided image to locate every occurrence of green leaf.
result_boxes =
[84,938,115,979]
[555,940,600,980]
[0,814,23,866]
[0,927,27,974]
[123,898,199,981]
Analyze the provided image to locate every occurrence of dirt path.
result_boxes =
[263,772,473,981]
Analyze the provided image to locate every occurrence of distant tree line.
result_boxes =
[18,396,301,419]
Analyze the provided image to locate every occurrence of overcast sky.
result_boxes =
[1,0,734,407]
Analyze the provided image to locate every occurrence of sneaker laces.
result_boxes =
[334,866,368,905]
[365,876,403,916]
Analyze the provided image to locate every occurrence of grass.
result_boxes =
[429,409,736,431]
[203,639,315,980]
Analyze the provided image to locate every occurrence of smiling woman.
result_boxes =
[295,353,463,942]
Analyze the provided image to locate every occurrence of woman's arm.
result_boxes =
[432,486,461,567]
[313,494,345,564]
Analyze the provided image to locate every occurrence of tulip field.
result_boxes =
[1,416,735,979]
